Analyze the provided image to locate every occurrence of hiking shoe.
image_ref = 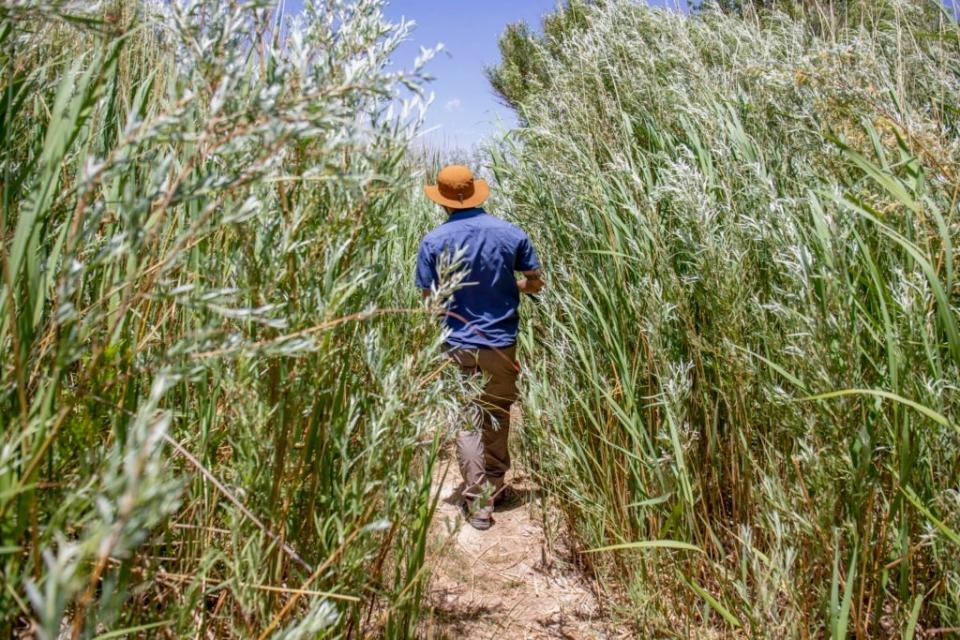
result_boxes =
[467,515,493,531]
[460,501,493,531]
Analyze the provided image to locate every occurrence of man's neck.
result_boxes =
[447,207,480,216]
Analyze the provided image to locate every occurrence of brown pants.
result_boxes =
[445,344,519,519]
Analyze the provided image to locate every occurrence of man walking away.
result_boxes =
[417,165,545,531]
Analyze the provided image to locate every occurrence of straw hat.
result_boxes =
[424,165,489,209]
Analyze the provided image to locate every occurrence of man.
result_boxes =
[416,165,544,531]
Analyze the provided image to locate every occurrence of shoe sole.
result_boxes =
[460,502,493,530]
[467,517,493,531]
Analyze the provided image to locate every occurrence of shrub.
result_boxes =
[0,0,451,637]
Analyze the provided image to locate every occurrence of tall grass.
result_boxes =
[0,0,457,637]
[490,0,960,635]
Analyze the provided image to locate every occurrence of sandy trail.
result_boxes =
[419,415,618,639]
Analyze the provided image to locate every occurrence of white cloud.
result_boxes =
[444,98,462,112]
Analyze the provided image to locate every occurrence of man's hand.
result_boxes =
[517,270,545,295]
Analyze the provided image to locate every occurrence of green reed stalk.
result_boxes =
[0,1,456,637]
[489,0,960,635]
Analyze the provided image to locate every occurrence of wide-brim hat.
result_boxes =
[424,164,489,209]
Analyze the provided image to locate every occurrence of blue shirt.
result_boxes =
[416,208,540,349]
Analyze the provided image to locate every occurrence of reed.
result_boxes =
[489,0,960,635]
[0,0,456,637]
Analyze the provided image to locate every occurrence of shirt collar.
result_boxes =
[446,207,485,222]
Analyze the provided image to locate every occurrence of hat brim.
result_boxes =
[424,179,489,209]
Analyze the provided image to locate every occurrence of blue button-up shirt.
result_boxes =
[415,208,540,349]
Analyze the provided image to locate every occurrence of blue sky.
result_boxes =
[381,0,578,149]
[283,1,690,149]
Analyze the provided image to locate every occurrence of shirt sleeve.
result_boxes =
[415,239,437,290]
[514,232,541,272]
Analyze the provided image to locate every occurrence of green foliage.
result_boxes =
[486,22,548,111]
[0,0,454,637]
[486,0,600,111]
[490,0,960,635]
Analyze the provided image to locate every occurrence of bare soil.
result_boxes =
[419,419,622,639]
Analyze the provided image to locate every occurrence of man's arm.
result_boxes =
[415,239,436,299]
[517,269,545,295]
[513,231,543,295]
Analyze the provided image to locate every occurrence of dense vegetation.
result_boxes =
[489,0,960,636]
[0,1,455,637]
[4,0,959,637]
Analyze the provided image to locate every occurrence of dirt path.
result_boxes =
[419,415,618,639]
